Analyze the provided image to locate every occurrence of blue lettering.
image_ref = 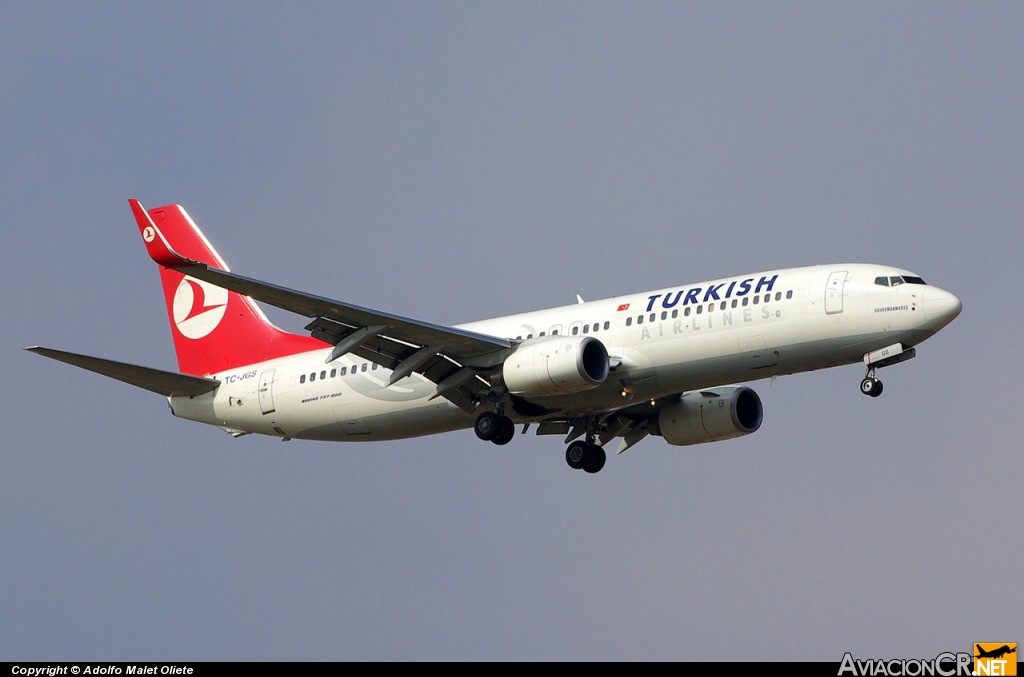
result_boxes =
[755,274,778,293]
[662,290,684,309]
[649,276,779,309]
[702,283,724,302]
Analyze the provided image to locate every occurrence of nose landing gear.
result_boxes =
[860,372,883,397]
[860,344,917,397]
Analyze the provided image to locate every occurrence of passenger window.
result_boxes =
[764,294,770,303]
[661,311,668,320]
[650,313,656,322]
[696,305,703,315]
[372,363,378,370]
[786,290,793,299]
[583,324,589,333]
[671,309,678,319]
[320,371,326,380]
[684,307,691,317]
[539,331,546,336]
[731,300,738,308]
[330,369,336,378]
[637,315,644,324]
[743,297,749,306]
[341,367,347,375]
[572,326,579,335]
[300,374,306,384]
[775,292,781,301]
[753,296,759,305]
[361,363,367,372]
[603,321,610,330]
[720,301,727,310]
[708,303,714,313]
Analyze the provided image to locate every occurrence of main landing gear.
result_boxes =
[475,410,608,474]
[565,439,606,474]
[860,368,883,398]
[474,411,515,446]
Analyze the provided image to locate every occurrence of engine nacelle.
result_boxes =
[502,336,610,397]
[653,387,763,446]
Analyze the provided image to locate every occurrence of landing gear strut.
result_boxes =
[565,439,606,474]
[860,344,917,397]
[474,411,515,445]
[860,368,883,397]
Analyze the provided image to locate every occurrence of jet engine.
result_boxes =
[502,336,610,397]
[652,386,762,446]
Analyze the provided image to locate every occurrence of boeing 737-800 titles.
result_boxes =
[28,200,962,473]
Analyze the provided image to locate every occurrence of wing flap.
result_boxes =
[26,347,220,397]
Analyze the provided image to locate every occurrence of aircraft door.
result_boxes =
[825,271,848,315]
[258,369,276,415]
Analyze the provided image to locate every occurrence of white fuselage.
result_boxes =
[168,263,961,441]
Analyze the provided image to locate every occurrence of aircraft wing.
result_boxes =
[131,200,512,411]
[175,264,509,359]
[26,347,221,397]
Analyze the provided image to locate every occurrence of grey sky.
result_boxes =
[3,2,1021,661]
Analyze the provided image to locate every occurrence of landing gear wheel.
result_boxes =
[582,444,606,474]
[566,441,606,473]
[491,416,515,446]
[474,412,500,441]
[860,377,883,397]
[565,441,588,470]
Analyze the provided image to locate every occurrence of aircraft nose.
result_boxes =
[923,286,962,330]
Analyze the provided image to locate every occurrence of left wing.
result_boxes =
[131,200,512,411]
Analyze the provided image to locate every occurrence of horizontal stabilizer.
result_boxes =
[26,347,220,397]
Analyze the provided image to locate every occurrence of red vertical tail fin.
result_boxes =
[130,200,325,376]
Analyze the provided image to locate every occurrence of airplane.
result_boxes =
[26,200,963,474]
[975,645,1016,660]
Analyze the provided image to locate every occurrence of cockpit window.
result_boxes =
[877,274,927,287]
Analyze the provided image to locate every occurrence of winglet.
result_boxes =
[129,198,194,268]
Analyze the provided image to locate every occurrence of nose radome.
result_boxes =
[924,286,962,329]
